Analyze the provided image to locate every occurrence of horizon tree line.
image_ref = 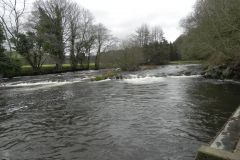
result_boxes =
[0,0,180,77]
[175,0,240,79]
[100,24,180,71]
[0,0,114,74]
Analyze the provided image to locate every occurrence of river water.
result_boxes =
[0,64,240,160]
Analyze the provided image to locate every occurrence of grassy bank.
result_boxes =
[169,60,203,65]
[5,63,96,78]
[3,61,203,78]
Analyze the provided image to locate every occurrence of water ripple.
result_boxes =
[0,64,239,160]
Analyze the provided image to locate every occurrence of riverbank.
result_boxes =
[168,60,240,81]
[1,61,202,79]
[203,63,240,81]
[169,60,240,81]
[7,60,238,82]
[169,60,203,65]
[1,64,95,78]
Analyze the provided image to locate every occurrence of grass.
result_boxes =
[169,60,203,65]
[21,63,94,69]
[13,63,95,77]
[21,64,86,69]
[7,61,202,78]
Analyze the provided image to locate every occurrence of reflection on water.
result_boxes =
[0,64,240,160]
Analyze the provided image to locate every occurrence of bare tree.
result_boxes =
[67,2,82,69]
[84,25,96,70]
[134,24,150,47]
[150,26,164,43]
[0,0,26,53]
[94,23,112,69]
[77,9,95,69]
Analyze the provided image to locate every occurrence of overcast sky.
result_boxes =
[77,0,196,42]
[25,0,196,42]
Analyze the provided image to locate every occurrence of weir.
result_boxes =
[195,106,240,160]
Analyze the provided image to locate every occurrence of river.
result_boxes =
[0,64,240,160]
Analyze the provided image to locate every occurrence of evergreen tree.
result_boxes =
[169,42,180,61]
[37,4,65,71]
[0,25,5,54]
[143,39,170,65]
[0,25,21,77]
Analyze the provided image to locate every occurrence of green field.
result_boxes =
[9,61,202,78]
[21,63,95,70]
[169,60,203,65]
[13,63,96,77]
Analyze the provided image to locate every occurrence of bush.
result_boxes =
[92,70,122,81]
[0,53,21,78]
[118,47,144,71]
[99,47,144,71]
[143,42,170,65]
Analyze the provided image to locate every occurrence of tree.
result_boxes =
[169,42,180,61]
[120,24,171,65]
[180,0,240,62]
[134,24,150,47]
[83,25,96,69]
[150,26,164,43]
[67,2,82,70]
[76,9,96,70]
[76,41,85,68]
[144,39,170,65]
[0,0,26,52]
[16,32,45,73]
[74,8,95,69]
[94,23,112,69]
[0,24,4,54]
[0,24,20,77]
[34,0,69,71]
[177,0,240,79]
[119,46,144,71]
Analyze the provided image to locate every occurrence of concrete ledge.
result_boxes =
[210,106,240,151]
[235,140,240,153]
[196,106,240,160]
[196,146,240,160]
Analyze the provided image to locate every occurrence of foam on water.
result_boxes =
[219,79,240,84]
[167,75,202,78]
[7,105,28,113]
[122,76,165,85]
[0,79,89,91]
[2,81,69,87]
[122,75,201,85]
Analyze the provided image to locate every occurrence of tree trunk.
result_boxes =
[95,53,100,70]
[87,55,90,70]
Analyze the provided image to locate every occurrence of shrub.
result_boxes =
[92,70,122,81]
[0,53,21,78]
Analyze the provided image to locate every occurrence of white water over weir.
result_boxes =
[1,64,240,160]
[122,75,201,85]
